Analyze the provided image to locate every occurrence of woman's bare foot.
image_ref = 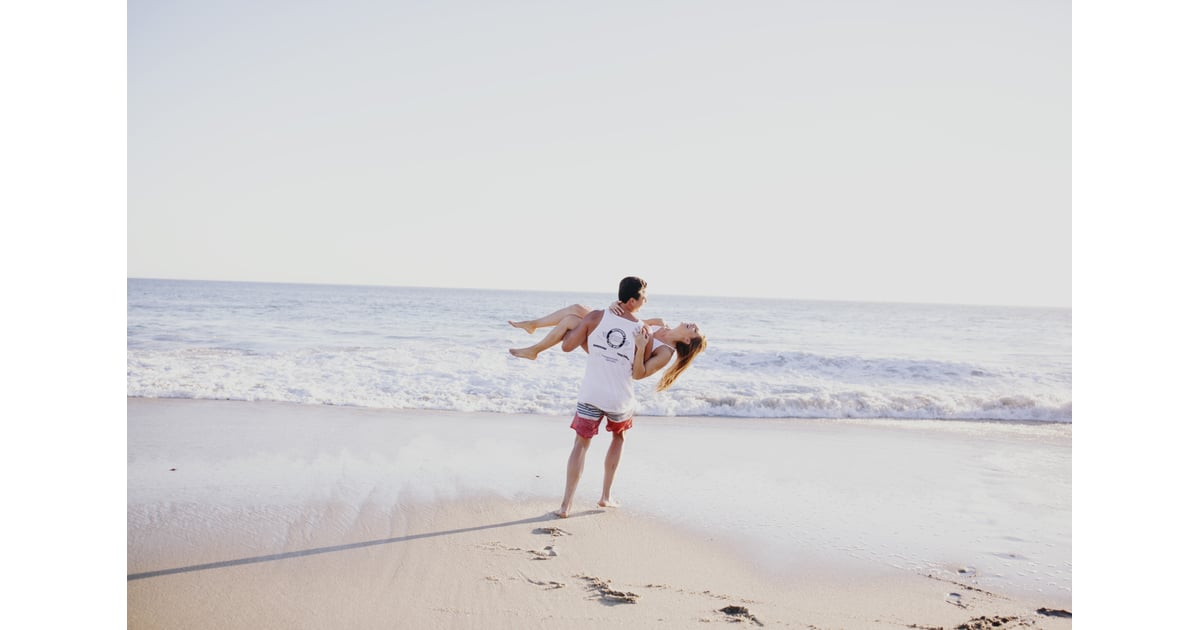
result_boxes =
[555,507,570,518]
[509,320,537,334]
[509,347,538,360]
[597,498,620,509]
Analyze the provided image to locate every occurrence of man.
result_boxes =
[555,276,676,518]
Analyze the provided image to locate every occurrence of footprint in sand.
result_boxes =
[954,615,1023,629]
[718,605,764,627]
[517,571,564,590]
[578,575,639,604]
[529,545,557,560]
[945,592,966,608]
[528,526,567,559]
[479,540,559,561]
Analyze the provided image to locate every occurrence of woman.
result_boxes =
[509,303,706,391]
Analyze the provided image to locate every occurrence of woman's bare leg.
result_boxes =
[510,314,583,360]
[509,304,589,334]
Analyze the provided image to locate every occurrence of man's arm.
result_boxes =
[562,310,604,353]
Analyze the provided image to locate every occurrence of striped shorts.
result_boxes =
[570,402,634,438]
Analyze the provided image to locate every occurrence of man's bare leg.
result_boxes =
[509,304,589,334]
[509,315,583,360]
[598,431,625,508]
[557,434,591,518]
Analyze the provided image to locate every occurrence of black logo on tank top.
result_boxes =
[605,328,627,349]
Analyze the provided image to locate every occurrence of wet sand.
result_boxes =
[128,399,1071,629]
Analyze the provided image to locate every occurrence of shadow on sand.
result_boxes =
[128,509,603,581]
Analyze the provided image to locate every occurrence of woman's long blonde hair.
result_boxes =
[655,333,707,392]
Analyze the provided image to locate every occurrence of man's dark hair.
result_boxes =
[618,276,647,303]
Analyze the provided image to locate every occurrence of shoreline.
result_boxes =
[125,395,1072,425]
[129,398,1071,629]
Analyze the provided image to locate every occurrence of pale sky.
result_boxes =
[128,0,1070,307]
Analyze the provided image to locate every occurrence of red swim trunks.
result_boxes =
[570,402,634,438]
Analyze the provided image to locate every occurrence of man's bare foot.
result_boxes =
[509,320,537,334]
[509,347,538,360]
[597,498,620,509]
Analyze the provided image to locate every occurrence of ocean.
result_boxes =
[126,278,1071,423]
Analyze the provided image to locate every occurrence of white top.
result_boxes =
[648,325,668,353]
[576,310,646,414]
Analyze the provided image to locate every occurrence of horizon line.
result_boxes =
[126,275,1072,311]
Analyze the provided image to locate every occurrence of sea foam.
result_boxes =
[128,279,1072,422]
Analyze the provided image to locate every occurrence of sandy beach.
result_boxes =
[128,398,1071,629]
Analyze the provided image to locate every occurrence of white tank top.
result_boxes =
[576,310,645,414]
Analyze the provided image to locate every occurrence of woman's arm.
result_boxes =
[608,302,666,328]
[635,346,674,379]
[632,327,674,380]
